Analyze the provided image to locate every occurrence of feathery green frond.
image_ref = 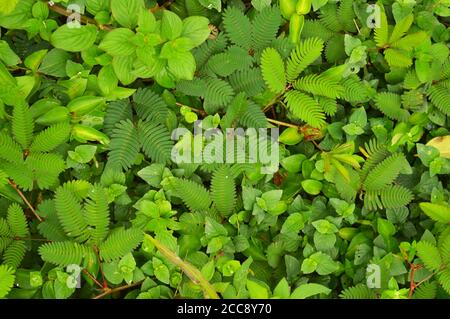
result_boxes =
[223,7,252,50]
[413,281,437,299]
[384,48,412,68]
[193,33,228,68]
[339,284,376,299]
[341,75,369,104]
[171,178,212,212]
[319,4,343,32]
[284,90,326,128]
[380,185,413,209]
[374,92,410,122]
[103,100,133,136]
[7,203,28,237]
[221,92,248,129]
[286,38,324,82]
[39,241,89,267]
[54,185,89,242]
[0,264,15,298]
[99,227,143,262]
[12,101,33,149]
[108,120,140,170]
[438,269,450,295]
[363,153,408,191]
[203,77,235,112]
[3,240,26,268]
[138,120,173,164]
[261,48,286,94]
[374,7,389,47]
[211,166,236,217]
[0,132,23,163]
[176,78,207,97]
[84,185,110,245]
[318,97,337,116]
[30,122,71,153]
[206,46,253,77]
[389,14,413,43]
[416,241,441,272]
[302,20,334,42]
[251,6,281,51]
[133,88,169,123]
[228,68,265,97]
[239,102,268,128]
[25,152,65,189]
[427,84,450,116]
[337,0,356,32]
[294,74,344,99]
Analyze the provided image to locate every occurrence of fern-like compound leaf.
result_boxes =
[363,153,408,191]
[286,38,324,82]
[39,241,89,266]
[294,74,344,99]
[171,178,212,212]
[0,264,15,298]
[380,185,413,209]
[416,241,442,272]
[103,100,133,136]
[284,90,326,128]
[339,284,376,299]
[54,185,90,242]
[108,119,140,171]
[30,122,71,153]
[99,227,143,262]
[7,203,28,237]
[12,100,33,149]
[138,120,173,164]
[133,88,169,123]
[261,47,286,94]
[25,152,65,190]
[223,7,252,50]
[251,6,281,51]
[427,84,450,116]
[374,8,389,47]
[211,166,236,217]
[375,92,410,122]
[3,240,26,268]
[84,185,110,245]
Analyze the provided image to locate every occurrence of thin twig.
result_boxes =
[92,280,144,299]
[47,2,113,31]
[145,234,220,299]
[8,179,43,222]
[414,272,435,289]
[267,118,299,129]
[175,102,207,117]
[93,246,108,289]
[82,269,104,289]
[13,237,51,242]
[262,92,284,113]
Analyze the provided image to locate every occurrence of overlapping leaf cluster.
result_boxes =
[0,0,449,300]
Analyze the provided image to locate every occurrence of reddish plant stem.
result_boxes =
[93,246,108,289]
[92,280,144,299]
[82,269,104,289]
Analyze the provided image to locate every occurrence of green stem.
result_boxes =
[144,234,220,299]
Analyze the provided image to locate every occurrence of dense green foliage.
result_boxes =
[0,0,449,300]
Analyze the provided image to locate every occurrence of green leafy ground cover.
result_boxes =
[0,0,449,299]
